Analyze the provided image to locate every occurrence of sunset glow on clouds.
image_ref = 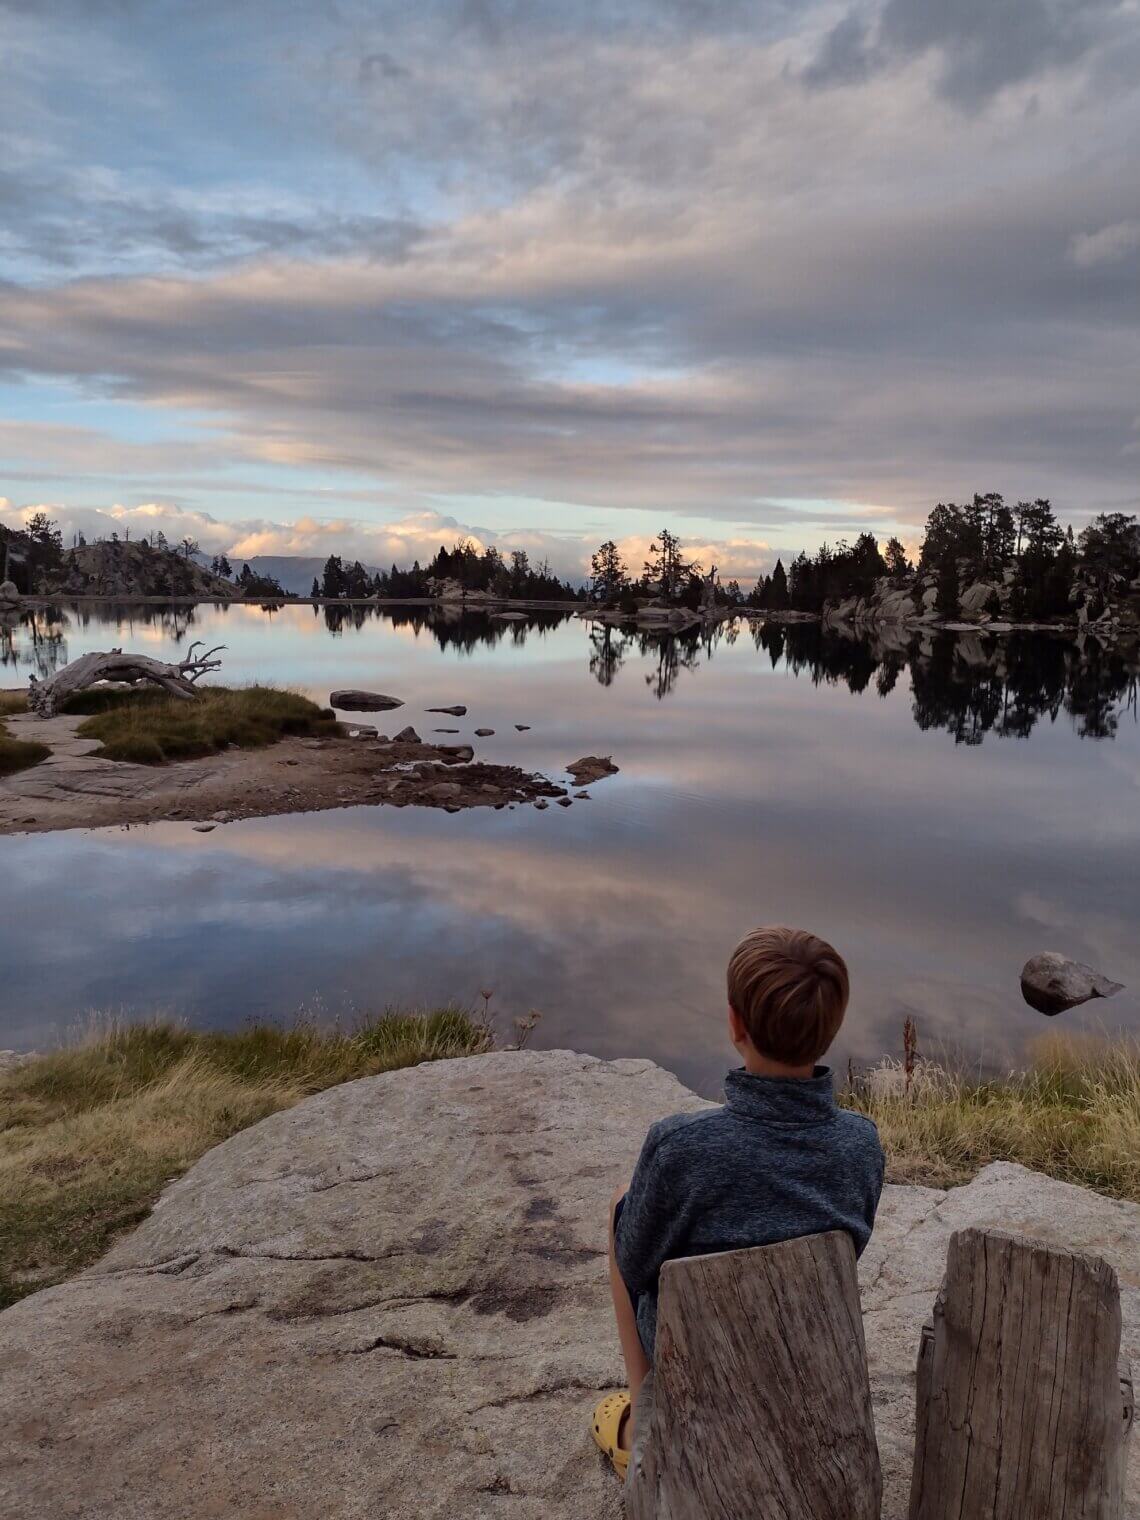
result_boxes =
[2,0,1137,576]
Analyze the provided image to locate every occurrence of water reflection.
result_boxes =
[756,622,1140,744]
[3,602,1137,746]
[2,600,1138,1083]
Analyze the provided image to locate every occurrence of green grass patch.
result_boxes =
[842,1033,1140,1201]
[70,684,340,764]
[0,1009,492,1309]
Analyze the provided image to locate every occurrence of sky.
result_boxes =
[1,0,1138,582]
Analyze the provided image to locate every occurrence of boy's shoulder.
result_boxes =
[643,1100,883,1159]
[642,1104,732,1156]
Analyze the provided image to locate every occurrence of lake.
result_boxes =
[3,601,1138,1096]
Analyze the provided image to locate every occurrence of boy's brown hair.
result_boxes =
[727,926,849,1065]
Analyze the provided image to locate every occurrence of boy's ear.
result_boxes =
[727,1001,747,1046]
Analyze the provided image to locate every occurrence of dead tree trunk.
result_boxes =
[28,643,225,718]
[626,1231,881,1520]
[909,1228,1134,1520]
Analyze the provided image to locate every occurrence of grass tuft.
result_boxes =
[0,1009,491,1309]
[842,1033,1140,1201]
[69,684,340,764]
[0,692,48,775]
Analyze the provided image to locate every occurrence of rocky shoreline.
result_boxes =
[0,705,618,835]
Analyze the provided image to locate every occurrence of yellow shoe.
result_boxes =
[590,1391,631,1481]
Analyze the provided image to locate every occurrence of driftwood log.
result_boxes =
[626,1231,881,1520]
[28,643,225,718]
[909,1228,1134,1520]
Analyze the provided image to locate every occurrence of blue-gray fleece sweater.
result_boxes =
[614,1066,884,1358]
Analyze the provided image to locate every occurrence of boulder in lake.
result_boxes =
[1020,952,1124,1016]
[566,755,619,785]
[329,691,404,712]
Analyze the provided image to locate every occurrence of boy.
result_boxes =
[591,926,884,1478]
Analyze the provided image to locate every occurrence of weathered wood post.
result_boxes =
[909,1228,1134,1520]
[626,1230,881,1520]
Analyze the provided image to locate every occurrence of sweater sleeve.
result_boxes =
[613,1121,688,1299]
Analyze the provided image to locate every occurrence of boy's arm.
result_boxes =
[613,1122,689,1299]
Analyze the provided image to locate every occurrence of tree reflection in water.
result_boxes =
[755,621,1139,744]
[0,601,1135,743]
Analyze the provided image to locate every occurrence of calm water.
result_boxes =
[3,601,1138,1095]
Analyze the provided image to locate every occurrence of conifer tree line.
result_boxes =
[316,539,582,601]
[744,496,1138,619]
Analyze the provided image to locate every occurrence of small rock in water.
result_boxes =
[192,823,215,833]
[566,755,619,785]
[433,727,460,733]
[427,705,467,716]
[1020,952,1124,1016]
[211,811,231,822]
[534,799,549,810]
[329,690,404,712]
[574,791,590,800]
[392,726,421,744]
[514,724,531,731]
[557,797,573,807]
[474,728,495,737]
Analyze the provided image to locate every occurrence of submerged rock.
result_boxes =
[329,691,404,712]
[1020,952,1124,1015]
[0,1052,1136,1519]
[566,755,619,785]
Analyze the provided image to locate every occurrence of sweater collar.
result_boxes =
[724,1065,837,1125]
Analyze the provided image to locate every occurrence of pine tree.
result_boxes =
[590,540,628,605]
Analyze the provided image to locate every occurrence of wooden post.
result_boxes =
[909,1228,1133,1520]
[626,1230,881,1520]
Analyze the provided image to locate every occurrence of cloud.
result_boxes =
[803,0,1132,105]
[0,500,776,584]
[1068,220,1140,268]
[1,0,1138,545]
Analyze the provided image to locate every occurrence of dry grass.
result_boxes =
[0,1009,491,1308]
[842,1033,1140,1201]
[68,684,339,764]
[0,692,47,774]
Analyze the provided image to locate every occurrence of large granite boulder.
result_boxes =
[1021,951,1125,1015]
[0,1050,1136,1519]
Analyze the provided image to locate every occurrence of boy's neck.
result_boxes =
[740,1051,817,1080]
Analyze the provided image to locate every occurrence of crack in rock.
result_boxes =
[348,1334,457,1360]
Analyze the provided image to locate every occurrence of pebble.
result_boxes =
[192,823,215,833]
